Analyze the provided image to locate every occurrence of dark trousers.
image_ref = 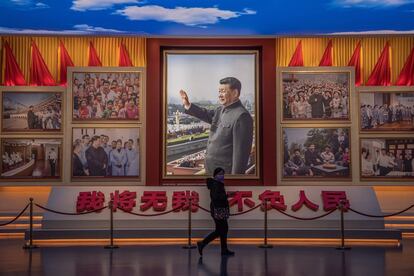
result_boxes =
[201,219,228,252]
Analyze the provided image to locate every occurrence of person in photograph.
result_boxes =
[85,136,108,176]
[73,139,89,176]
[179,77,253,175]
[321,146,335,164]
[404,153,413,173]
[47,148,57,177]
[27,106,37,129]
[110,139,127,176]
[343,147,350,167]
[125,139,139,176]
[330,91,343,118]
[289,149,313,176]
[361,148,374,176]
[308,89,324,118]
[125,99,139,119]
[304,144,322,166]
[378,149,395,176]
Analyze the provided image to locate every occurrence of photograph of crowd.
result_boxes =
[282,71,350,120]
[282,128,351,179]
[72,128,140,179]
[164,52,258,177]
[2,92,62,132]
[361,138,414,178]
[1,138,61,179]
[360,92,414,131]
[72,71,141,121]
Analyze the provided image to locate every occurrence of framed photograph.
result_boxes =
[162,49,260,178]
[358,86,414,132]
[282,127,351,180]
[71,127,141,181]
[1,86,64,133]
[68,67,145,123]
[278,67,354,123]
[1,138,62,181]
[360,138,414,180]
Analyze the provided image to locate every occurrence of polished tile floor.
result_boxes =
[1,239,414,276]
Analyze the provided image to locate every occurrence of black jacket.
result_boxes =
[207,178,229,217]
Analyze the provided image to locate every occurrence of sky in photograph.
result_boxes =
[0,0,413,35]
[4,92,54,107]
[167,54,256,104]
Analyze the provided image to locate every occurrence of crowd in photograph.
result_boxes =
[360,104,414,129]
[167,123,207,140]
[361,147,414,176]
[176,151,206,168]
[283,79,348,119]
[72,134,139,177]
[2,151,25,172]
[73,73,140,120]
[27,104,62,130]
[284,130,350,177]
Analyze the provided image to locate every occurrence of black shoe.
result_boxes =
[221,250,235,256]
[197,241,203,256]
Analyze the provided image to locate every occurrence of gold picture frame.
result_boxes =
[162,49,260,179]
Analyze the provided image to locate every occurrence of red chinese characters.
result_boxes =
[110,190,137,212]
[172,191,199,212]
[227,191,255,212]
[76,191,105,213]
[321,191,350,211]
[140,191,168,212]
[291,190,319,212]
[259,190,287,211]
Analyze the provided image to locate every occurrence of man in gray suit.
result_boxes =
[179,77,253,175]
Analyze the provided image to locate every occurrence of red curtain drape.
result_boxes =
[88,41,102,66]
[396,46,414,86]
[319,40,333,66]
[348,41,362,86]
[3,40,26,86]
[30,41,55,86]
[119,42,133,67]
[367,42,391,86]
[59,41,74,86]
[288,40,304,67]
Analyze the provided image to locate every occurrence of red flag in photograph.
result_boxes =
[288,40,304,67]
[319,40,333,66]
[59,41,74,86]
[367,42,391,86]
[88,41,102,66]
[348,41,362,86]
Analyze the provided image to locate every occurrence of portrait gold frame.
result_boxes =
[279,125,353,182]
[67,66,145,124]
[277,67,354,124]
[70,126,143,183]
[357,86,414,134]
[359,136,414,182]
[162,49,261,179]
[0,137,63,182]
[0,86,65,134]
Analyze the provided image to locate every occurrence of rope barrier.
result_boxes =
[230,204,261,216]
[348,204,414,218]
[34,204,107,216]
[117,206,183,217]
[274,208,337,220]
[0,204,30,226]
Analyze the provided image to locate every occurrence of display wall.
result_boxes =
[0,35,413,188]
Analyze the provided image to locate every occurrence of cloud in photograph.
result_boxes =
[115,5,256,27]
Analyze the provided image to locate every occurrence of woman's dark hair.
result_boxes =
[213,167,225,177]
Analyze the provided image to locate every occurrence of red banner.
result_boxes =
[288,40,304,67]
[396,46,414,86]
[59,41,74,86]
[366,42,391,86]
[119,42,133,67]
[3,40,26,86]
[30,41,55,86]
[88,41,102,66]
[319,40,333,66]
[348,41,362,86]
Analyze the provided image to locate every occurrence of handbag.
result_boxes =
[213,206,230,220]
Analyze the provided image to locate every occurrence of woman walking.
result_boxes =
[197,167,234,257]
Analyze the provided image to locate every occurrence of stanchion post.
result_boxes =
[336,200,351,250]
[183,197,196,249]
[259,199,273,249]
[23,198,38,250]
[104,201,119,249]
